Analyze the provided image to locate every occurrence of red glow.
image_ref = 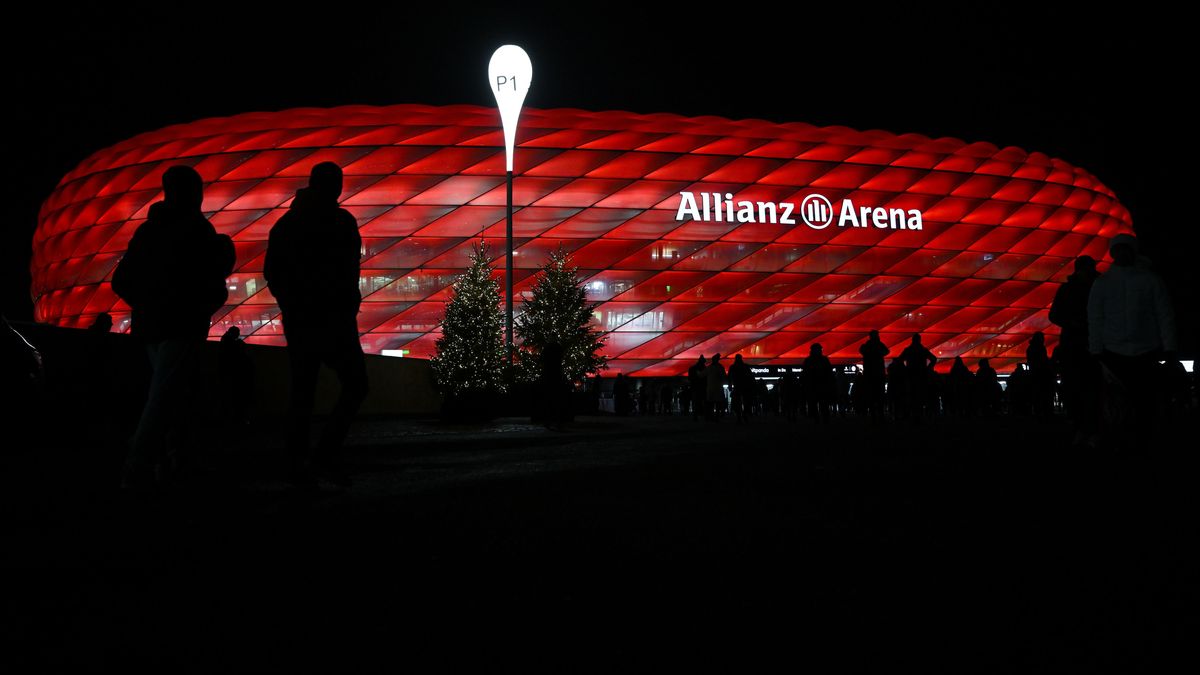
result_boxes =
[33,104,1133,374]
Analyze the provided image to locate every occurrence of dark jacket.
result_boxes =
[112,202,235,342]
[264,188,362,336]
[1049,272,1095,352]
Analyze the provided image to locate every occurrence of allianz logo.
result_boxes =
[675,191,923,231]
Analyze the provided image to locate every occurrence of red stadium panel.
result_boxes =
[33,105,1133,373]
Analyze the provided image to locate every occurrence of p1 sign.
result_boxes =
[488,45,532,172]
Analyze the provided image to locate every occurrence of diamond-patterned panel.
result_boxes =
[33,105,1133,373]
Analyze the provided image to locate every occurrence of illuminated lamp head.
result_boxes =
[162,165,203,211]
[1109,233,1137,267]
[309,161,344,202]
[487,45,533,173]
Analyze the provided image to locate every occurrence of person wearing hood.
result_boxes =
[265,162,367,488]
[112,165,235,489]
[1087,233,1177,440]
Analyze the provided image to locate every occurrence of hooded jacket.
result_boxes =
[112,201,235,342]
[1087,264,1177,356]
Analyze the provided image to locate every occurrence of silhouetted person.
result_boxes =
[88,312,113,333]
[1050,255,1099,443]
[688,355,707,421]
[1088,233,1177,448]
[111,165,235,489]
[659,379,674,415]
[974,359,1001,416]
[536,342,568,429]
[613,373,630,416]
[1008,364,1031,415]
[265,162,367,488]
[948,356,973,417]
[802,344,834,424]
[1026,332,1055,418]
[925,362,943,417]
[705,353,726,420]
[728,354,753,424]
[898,334,936,422]
[218,326,253,428]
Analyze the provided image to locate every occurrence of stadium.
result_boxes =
[31,104,1131,374]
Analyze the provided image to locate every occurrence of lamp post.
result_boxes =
[488,45,532,369]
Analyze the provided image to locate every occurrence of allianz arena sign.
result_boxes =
[676,191,924,231]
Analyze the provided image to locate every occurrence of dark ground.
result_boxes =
[4,412,1197,672]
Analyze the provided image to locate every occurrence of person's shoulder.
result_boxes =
[336,208,360,231]
[269,209,300,235]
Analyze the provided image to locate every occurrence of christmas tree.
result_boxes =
[515,247,608,383]
[431,242,507,395]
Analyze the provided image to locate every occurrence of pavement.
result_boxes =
[4,412,1198,671]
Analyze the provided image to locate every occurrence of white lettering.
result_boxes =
[839,199,859,228]
[677,191,700,221]
[758,201,777,224]
[736,201,755,223]
[780,202,796,225]
[675,191,924,232]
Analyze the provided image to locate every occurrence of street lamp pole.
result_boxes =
[488,45,532,369]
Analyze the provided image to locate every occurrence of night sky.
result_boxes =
[5,4,1193,349]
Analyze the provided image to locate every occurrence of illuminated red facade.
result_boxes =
[32,104,1131,374]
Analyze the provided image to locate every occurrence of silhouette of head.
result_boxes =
[954,356,964,365]
[698,355,707,364]
[713,353,721,362]
[1109,233,1137,267]
[911,333,922,345]
[223,326,241,340]
[1031,331,1044,345]
[869,330,879,340]
[162,165,203,211]
[1074,255,1097,276]
[89,312,113,333]
[309,162,344,203]
[980,358,990,369]
[734,354,743,363]
[811,343,823,355]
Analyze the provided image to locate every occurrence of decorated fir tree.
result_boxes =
[515,248,607,383]
[431,243,507,396]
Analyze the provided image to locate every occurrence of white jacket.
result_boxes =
[1087,264,1177,356]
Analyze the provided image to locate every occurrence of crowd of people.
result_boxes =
[606,235,1189,446]
[18,166,1185,494]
